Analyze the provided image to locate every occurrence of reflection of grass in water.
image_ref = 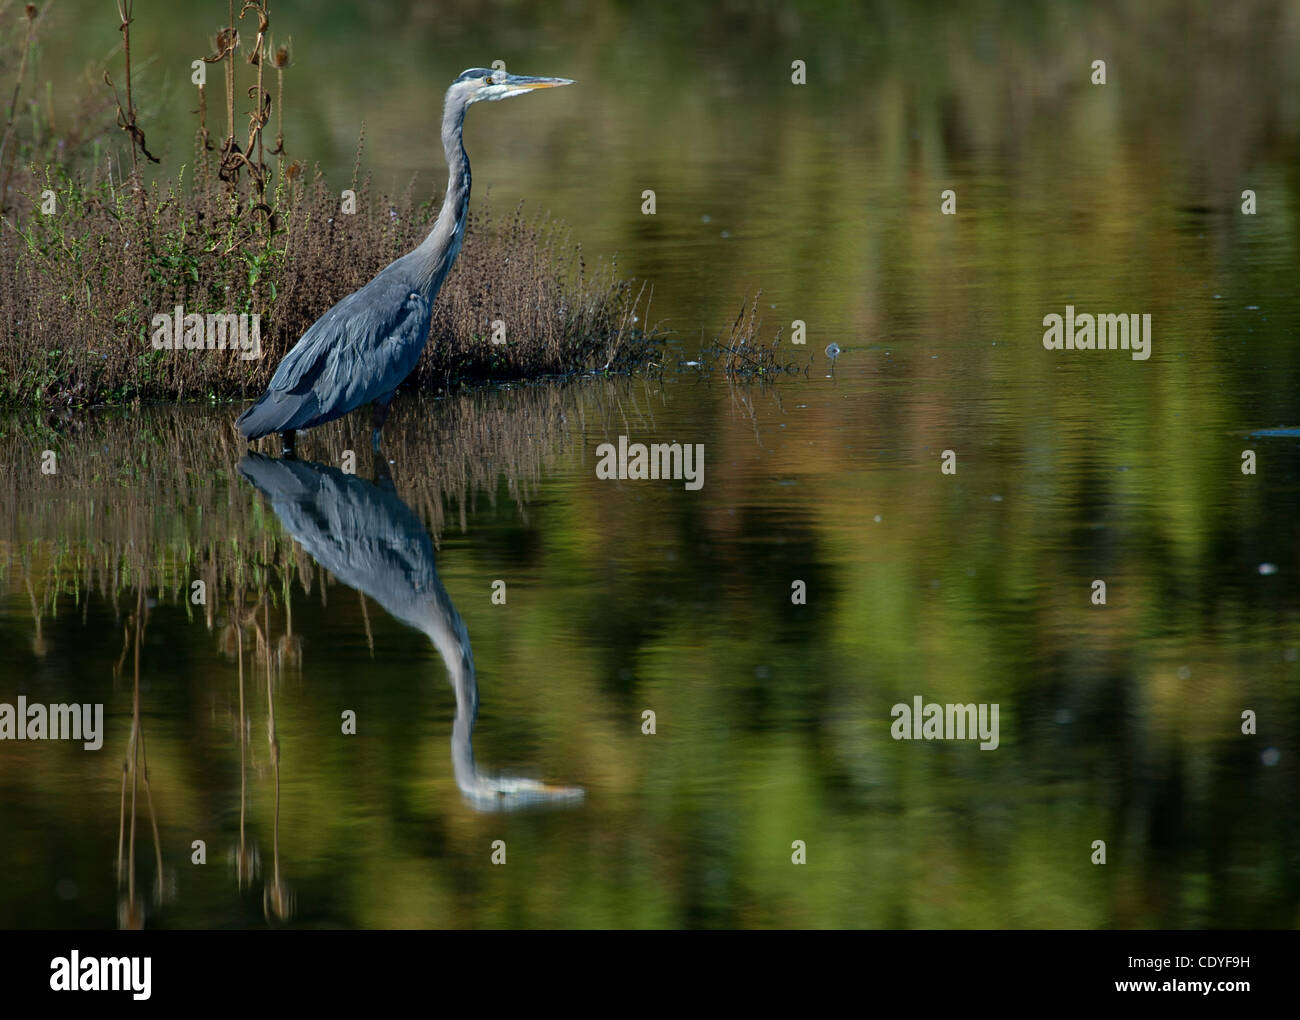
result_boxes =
[2,371,1299,927]
[0,377,651,926]
[0,379,631,619]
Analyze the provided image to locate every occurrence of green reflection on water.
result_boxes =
[1,362,1297,929]
[2,0,1300,928]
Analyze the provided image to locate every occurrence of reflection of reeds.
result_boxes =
[0,377,633,920]
[0,378,618,620]
[114,585,166,928]
[260,599,292,923]
[234,601,257,890]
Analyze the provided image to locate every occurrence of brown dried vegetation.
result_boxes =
[0,1,659,409]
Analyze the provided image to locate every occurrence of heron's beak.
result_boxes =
[502,74,575,91]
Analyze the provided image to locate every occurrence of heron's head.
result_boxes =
[451,67,574,105]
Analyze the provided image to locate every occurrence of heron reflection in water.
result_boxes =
[238,454,583,811]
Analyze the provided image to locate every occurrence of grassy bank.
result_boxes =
[0,1,659,409]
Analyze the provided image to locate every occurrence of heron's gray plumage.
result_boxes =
[238,284,434,438]
[237,453,583,811]
[236,68,572,448]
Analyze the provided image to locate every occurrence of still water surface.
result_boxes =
[2,0,1299,928]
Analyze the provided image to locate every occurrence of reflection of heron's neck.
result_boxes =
[417,588,581,812]
[420,599,481,796]
[239,454,582,812]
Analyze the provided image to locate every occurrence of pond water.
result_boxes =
[2,0,1299,928]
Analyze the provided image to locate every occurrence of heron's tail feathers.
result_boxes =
[236,391,321,439]
[235,392,278,439]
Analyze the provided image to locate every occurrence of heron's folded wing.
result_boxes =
[268,279,433,411]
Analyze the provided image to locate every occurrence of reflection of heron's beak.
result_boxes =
[534,781,584,799]
[464,776,585,813]
[503,75,575,90]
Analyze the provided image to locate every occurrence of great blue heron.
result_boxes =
[237,453,584,811]
[236,69,574,455]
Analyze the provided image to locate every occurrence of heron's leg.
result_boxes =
[280,430,297,459]
[371,394,395,454]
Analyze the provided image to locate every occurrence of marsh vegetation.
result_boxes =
[0,1,661,410]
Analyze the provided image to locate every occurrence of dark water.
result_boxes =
[3,0,1300,928]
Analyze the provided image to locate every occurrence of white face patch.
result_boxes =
[476,80,531,102]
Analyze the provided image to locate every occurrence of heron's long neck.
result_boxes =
[413,97,472,295]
